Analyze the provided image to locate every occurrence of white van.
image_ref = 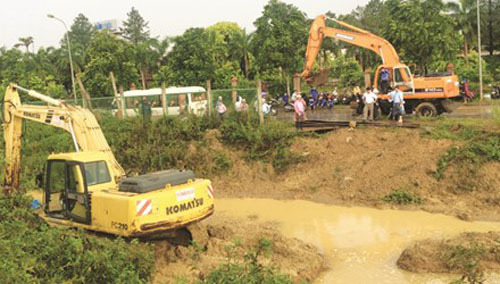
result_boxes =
[115,86,208,117]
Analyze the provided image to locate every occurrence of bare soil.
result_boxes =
[397,231,500,273]
[212,127,500,222]
[152,214,327,283]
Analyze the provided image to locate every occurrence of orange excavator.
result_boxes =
[301,15,461,116]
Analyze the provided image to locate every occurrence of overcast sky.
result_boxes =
[1,0,371,49]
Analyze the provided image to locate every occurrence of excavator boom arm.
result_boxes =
[301,15,401,78]
[3,84,125,191]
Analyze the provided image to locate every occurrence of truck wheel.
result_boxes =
[415,102,438,117]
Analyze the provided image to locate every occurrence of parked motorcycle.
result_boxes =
[491,85,500,99]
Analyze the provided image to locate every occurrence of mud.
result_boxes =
[212,127,500,222]
[152,213,327,283]
[398,231,500,274]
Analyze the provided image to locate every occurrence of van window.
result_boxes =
[168,94,180,107]
[192,92,206,102]
[177,94,186,110]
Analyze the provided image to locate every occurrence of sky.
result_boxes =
[0,0,371,49]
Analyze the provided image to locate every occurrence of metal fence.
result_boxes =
[23,88,259,117]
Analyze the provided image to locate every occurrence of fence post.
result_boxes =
[161,82,167,116]
[286,75,291,97]
[206,80,212,115]
[256,79,264,125]
[119,84,126,118]
[76,73,92,110]
[364,68,372,89]
[231,76,238,106]
[293,73,301,94]
[110,72,123,118]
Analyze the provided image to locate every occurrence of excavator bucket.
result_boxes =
[305,68,331,86]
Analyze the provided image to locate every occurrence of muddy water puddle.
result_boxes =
[217,198,500,284]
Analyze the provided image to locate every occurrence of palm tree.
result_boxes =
[230,29,252,79]
[446,0,478,56]
[14,36,34,53]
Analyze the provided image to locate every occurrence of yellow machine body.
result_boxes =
[3,85,214,237]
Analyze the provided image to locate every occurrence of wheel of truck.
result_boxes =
[415,102,437,117]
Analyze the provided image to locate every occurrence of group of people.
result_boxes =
[216,94,272,120]
[284,89,337,111]
[360,86,405,123]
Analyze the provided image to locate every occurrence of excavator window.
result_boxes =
[84,161,111,186]
[45,160,90,223]
[47,160,66,213]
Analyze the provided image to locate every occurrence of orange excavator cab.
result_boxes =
[301,15,461,116]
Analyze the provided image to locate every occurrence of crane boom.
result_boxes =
[301,15,401,78]
[3,84,125,191]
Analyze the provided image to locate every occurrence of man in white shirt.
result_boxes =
[362,87,378,121]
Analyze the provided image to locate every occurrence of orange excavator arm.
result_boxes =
[301,15,401,78]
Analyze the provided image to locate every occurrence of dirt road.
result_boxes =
[275,102,496,121]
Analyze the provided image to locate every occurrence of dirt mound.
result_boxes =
[397,231,500,273]
[212,127,500,221]
[152,213,327,283]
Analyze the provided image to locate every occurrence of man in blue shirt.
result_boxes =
[380,68,390,94]
[388,86,405,123]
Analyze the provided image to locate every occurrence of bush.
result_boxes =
[99,113,218,175]
[219,112,300,172]
[382,189,422,205]
[198,238,293,284]
[0,194,154,283]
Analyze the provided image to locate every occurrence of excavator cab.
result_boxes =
[43,151,114,224]
[374,65,415,95]
[45,158,91,224]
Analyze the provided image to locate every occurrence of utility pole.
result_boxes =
[48,14,77,104]
[476,0,484,101]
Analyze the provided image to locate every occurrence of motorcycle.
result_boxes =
[491,85,500,99]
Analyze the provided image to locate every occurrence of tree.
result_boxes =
[335,0,389,70]
[446,0,479,56]
[383,0,461,74]
[61,14,96,71]
[14,37,34,53]
[121,7,150,44]
[156,28,215,87]
[0,47,67,99]
[83,31,139,97]
[251,0,308,81]
[230,29,253,79]
[330,55,364,88]
[206,22,247,87]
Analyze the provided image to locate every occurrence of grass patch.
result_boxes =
[424,118,500,188]
[0,194,154,283]
[382,189,422,205]
[493,105,500,124]
[447,242,486,284]
[197,238,293,284]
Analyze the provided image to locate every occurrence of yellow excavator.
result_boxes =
[2,84,214,237]
[302,15,461,116]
